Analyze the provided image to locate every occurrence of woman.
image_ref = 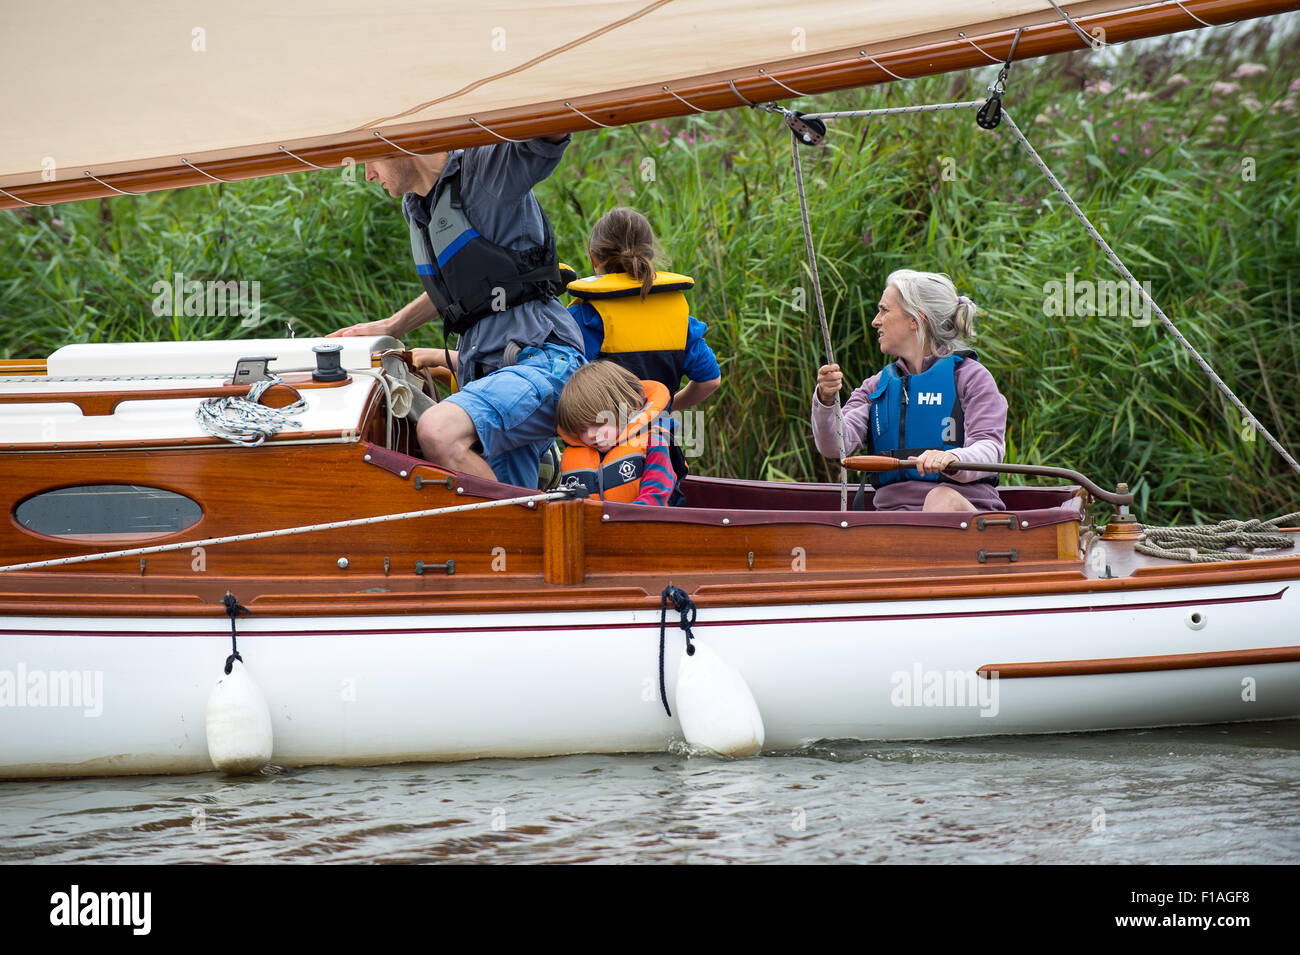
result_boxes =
[811,270,1007,512]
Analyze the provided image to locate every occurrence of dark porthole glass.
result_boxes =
[15,485,202,541]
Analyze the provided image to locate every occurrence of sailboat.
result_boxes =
[1,1,1298,779]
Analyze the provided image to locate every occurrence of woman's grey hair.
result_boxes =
[885,269,977,357]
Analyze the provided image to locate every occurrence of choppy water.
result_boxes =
[2,721,1297,864]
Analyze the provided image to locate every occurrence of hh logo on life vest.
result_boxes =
[916,392,943,405]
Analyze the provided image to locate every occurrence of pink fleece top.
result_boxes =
[811,354,1008,511]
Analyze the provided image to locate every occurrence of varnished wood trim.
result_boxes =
[0,571,1291,619]
[543,498,586,585]
[0,360,48,374]
[978,645,1300,679]
[1056,520,1080,560]
[0,375,349,417]
[1,0,1289,208]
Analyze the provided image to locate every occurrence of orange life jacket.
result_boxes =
[559,380,671,502]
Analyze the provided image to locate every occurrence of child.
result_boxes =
[565,208,721,411]
[555,361,682,506]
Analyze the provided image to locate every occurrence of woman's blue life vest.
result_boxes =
[408,166,563,339]
[864,351,998,488]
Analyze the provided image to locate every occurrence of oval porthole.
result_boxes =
[15,485,202,542]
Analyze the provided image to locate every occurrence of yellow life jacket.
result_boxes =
[566,271,695,393]
[558,379,672,502]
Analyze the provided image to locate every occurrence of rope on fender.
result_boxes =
[222,592,251,674]
[658,584,697,717]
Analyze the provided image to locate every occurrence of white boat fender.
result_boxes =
[659,585,765,758]
[205,594,273,775]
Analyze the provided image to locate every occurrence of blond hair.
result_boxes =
[886,269,978,357]
[588,207,661,301]
[556,361,647,439]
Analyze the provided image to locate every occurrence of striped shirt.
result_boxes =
[635,424,677,506]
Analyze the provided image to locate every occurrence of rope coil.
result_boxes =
[1135,512,1300,562]
[196,376,307,446]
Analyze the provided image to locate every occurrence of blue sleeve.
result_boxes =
[461,135,571,204]
[682,315,721,382]
[569,301,605,361]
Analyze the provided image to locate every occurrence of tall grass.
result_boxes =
[2,25,1298,525]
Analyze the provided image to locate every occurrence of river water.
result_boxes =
[2,720,1296,865]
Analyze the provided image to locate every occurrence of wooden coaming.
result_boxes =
[0,435,1297,617]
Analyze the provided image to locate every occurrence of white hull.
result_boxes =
[2,578,1298,778]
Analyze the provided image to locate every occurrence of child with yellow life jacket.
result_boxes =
[555,361,682,506]
[564,208,721,410]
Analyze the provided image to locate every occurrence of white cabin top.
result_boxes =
[1,336,402,449]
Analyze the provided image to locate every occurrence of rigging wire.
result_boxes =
[786,124,848,510]
[957,32,1004,65]
[998,108,1300,478]
[180,158,238,183]
[1173,1,1214,27]
[82,172,145,197]
[1045,0,1107,48]
[468,117,527,143]
[802,101,984,121]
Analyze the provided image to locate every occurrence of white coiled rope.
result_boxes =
[196,377,307,446]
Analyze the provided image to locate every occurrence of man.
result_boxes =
[331,133,584,489]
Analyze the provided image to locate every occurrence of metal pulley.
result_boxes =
[784,111,826,146]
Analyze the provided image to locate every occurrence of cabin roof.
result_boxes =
[0,336,395,449]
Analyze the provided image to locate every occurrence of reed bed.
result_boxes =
[2,26,1298,525]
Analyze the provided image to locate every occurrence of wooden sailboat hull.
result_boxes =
[2,338,1297,777]
[3,577,1297,778]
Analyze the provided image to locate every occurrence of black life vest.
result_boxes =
[408,167,563,338]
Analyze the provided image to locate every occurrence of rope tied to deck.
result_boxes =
[658,584,697,717]
[1135,511,1300,562]
[222,592,251,673]
[196,376,307,447]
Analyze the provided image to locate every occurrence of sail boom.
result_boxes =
[1,0,1294,210]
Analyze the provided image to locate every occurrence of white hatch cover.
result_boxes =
[1,336,400,448]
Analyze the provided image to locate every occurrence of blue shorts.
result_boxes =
[444,343,584,489]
